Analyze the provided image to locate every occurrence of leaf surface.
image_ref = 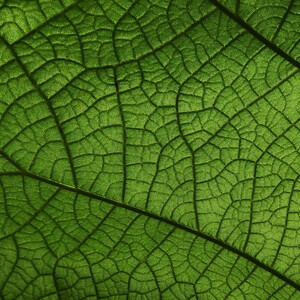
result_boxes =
[0,0,300,299]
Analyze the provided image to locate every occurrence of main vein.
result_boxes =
[0,150,299,291]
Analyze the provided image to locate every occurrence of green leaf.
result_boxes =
[0,0,299,299]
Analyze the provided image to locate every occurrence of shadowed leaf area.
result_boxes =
[0,0,299,299]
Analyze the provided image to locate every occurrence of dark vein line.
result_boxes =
[271,175,299,267]
[34,0,47,20]
[0,236,20,293]
[146,261,162,299]
[0,177,16,224]
[52,262,62,300]
[11,0,82,46]
[74,207,115,251]
[1,38,78,188]
[175,90,200,232]
[207,0,300,69]
[64,14,86,67]
[47,67,115,103]
[127,228,175,299]
[271,0,294,42]
[113,67,127,203]
[224,265,257,299]
[105,215,140,258]
[195,248,223,283]
[242,161,257,252]
[0,187,61,241]
[111,0,137,62]
[110,3,137,203]
[145,138,169,210]
[235,0,240,15]
[267,283,287,299]
[0,150,299,291]
[78,249,99,299]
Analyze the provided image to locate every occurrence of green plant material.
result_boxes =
[0,0,300,299]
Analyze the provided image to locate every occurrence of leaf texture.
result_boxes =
[0,0,300,299]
